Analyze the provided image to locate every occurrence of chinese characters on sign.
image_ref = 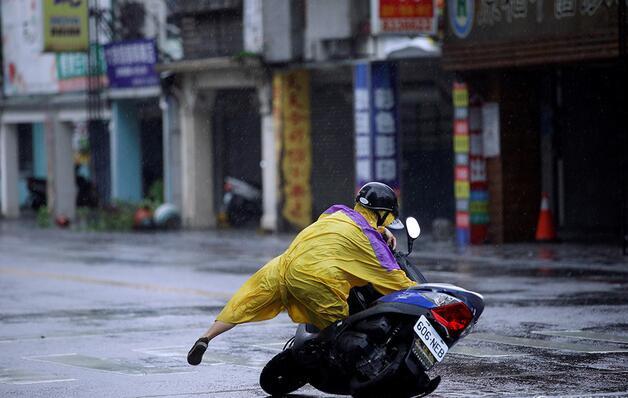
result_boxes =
[275,71,313,229]
[42,0,89,52]
[56,44,107,92]
[453,82,471,246]
[354,62,400,195]
[476,0,621,26]
[469,103,489,244]
[104,39,159,89]
[375,0,438,35]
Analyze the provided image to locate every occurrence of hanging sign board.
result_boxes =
[469,103,489,243]
[482,102,500,157]
[275,70,313,230]
[2,0,58,95]
[104,39,159,89]
[452,82,470,246]
[372,0,438,35]
[354,62,400,195]
[42,0,89,52]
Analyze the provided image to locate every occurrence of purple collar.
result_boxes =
[323,205,400,271]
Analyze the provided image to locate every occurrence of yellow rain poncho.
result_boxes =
[216,204,415,329]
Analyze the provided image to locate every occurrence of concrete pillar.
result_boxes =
[46,117,76,220]
[0,123,20,218]
[32,123,47,178]
[111,100,142,202]
[162,95,182,210]
[179,77,215,228]
[258,82,278,231]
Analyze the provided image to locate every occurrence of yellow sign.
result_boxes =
[454,135,469,153]
[453,84,469,107]
[455,181,470,199]
[275,71,312,229]
[43,0,89,52]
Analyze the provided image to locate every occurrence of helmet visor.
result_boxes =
[387,218,404,230]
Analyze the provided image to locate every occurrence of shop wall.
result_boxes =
[310,79,355,217]
[111,100,142,202]
[557,64,623,240]
[474,71,541,243]
[212,89,262,214]
[399,60,454,227]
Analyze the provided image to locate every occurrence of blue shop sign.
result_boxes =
[104,39,159,89]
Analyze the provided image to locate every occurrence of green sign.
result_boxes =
[56,45,106,80]
[43,0,89,52]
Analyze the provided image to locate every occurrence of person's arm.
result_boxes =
[379,227,397,250]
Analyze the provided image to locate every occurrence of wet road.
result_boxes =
[0,224,627,397]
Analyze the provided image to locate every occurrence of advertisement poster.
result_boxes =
[354,62,400,195]
[482,102,501,157]
[275,71,313,230]
[2,0,58,95]
[42,0,89,52]
[469,103,489,244]
[373,0,437,35]
[452,82,470,246]
[104,39,159,89]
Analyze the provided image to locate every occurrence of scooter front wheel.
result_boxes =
[259,348,308,396]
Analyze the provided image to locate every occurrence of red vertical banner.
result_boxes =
[452,82,470,246]
[469,100,489,244]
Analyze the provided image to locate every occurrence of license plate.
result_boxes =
[414,315,448,362]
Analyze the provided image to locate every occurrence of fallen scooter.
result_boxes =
[260,217,484,398]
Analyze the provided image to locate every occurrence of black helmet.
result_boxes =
[356,182,400,226]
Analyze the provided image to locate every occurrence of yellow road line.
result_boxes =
[0,267,232,300]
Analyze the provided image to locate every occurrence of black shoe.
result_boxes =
[187,337,209,365]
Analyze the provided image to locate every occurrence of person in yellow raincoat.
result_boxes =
[187,182,416,366]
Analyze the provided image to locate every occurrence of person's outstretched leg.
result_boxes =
[187,256,284,366]
[187,321,235,365]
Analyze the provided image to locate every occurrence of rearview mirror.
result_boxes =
[405,217,420,254]
[406,217,421,239]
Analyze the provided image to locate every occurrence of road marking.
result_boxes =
[469,333,628,354]
[532,330,628,345]
[448,344,528,358]
[134,387,264,397]
[0,368,77,385]
[251,342,285,353]
[0,325,210,344]
[25,354,194,375]
[536,393,628,398]
[0,266,232,299]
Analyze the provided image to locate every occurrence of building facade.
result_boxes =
[443,0,627,243]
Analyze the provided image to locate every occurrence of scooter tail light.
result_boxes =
[430,302,474,334]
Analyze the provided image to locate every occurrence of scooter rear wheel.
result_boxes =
[259,348,308,396]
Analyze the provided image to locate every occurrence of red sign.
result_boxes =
[455,165,469,181]
[454,120,469,135]
[377,0,436,35]
[456,212,470,228]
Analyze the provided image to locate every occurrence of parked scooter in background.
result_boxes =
[222,177,262,227]
[26,168,99,210]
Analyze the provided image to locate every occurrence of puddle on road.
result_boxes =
[533,330,628,344]
[469,333,628,354]
[26,354,194,375]
[449,344,528,358]
[134,345,270,369]
[0,305,223,324]
[0,368,76,385]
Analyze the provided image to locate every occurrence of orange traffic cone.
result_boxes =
[535,193,556,241]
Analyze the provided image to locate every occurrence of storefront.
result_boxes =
[443,0,627,243]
